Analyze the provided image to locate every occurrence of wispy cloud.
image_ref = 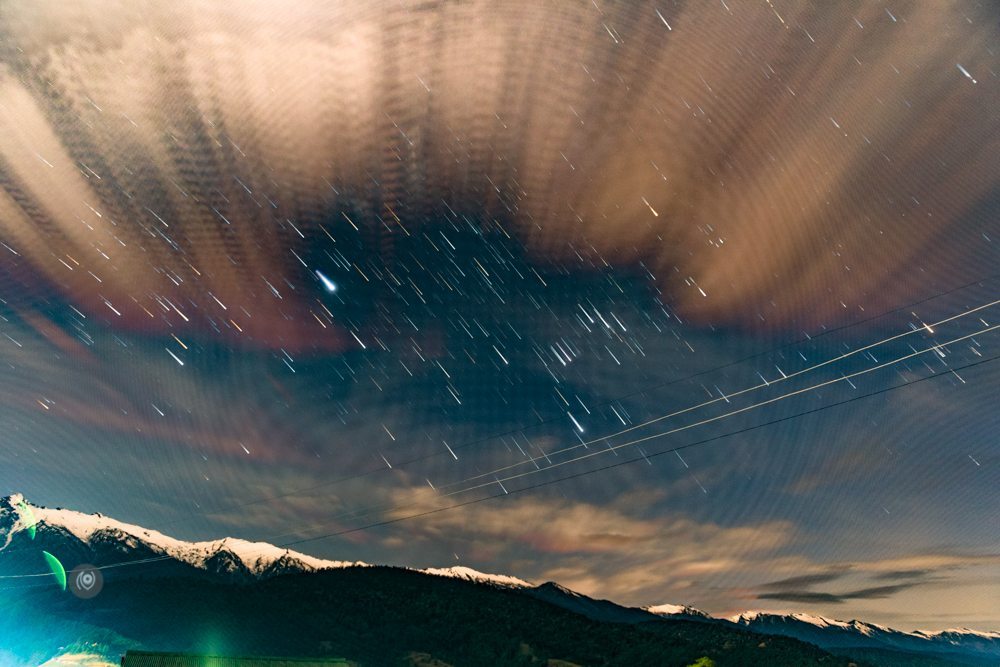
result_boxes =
[752,554,999,607]
[0,1,994,335]
[759,582,923,604]
[759,571,851,590]
[381,485,805,600]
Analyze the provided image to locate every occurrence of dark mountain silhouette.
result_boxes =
[2,494,996,667]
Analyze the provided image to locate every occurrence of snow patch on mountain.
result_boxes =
[645,603,710,618]
[422,565,532,588]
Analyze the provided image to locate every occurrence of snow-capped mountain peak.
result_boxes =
[646,603,688,615]
[730,610,1000,661]
[1,495,527,586]
[733,611,850,629]
[4,493,997,665]
[645,602,710,618]
[918,627,1000,640]
[731,610,899,636]
[642,603,712,619]
[1,494,366,576]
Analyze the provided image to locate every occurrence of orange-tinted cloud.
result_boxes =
[0,1,994,347]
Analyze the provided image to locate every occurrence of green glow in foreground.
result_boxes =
[42,551,66,591]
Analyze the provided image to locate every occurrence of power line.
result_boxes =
[253,322,1000,541]
[282,351,1000,546]
[113,274,1000,530]
[5,332,995,584]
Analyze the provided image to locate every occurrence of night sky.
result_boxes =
[1,1,998,631]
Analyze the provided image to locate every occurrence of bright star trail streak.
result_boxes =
[316,270,338,293]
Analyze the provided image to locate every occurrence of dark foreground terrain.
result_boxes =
[4,565,859,667]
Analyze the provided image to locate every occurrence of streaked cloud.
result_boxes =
[0,0,996,343]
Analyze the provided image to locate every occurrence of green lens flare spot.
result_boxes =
[42,551,66,591]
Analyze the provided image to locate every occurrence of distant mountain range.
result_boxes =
[1,493,996,667]
[0,493,535,588]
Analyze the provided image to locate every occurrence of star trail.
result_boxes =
[0,0,998,632]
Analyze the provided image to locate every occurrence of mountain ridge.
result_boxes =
[3,493,997,666]
[1,493,524,587]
